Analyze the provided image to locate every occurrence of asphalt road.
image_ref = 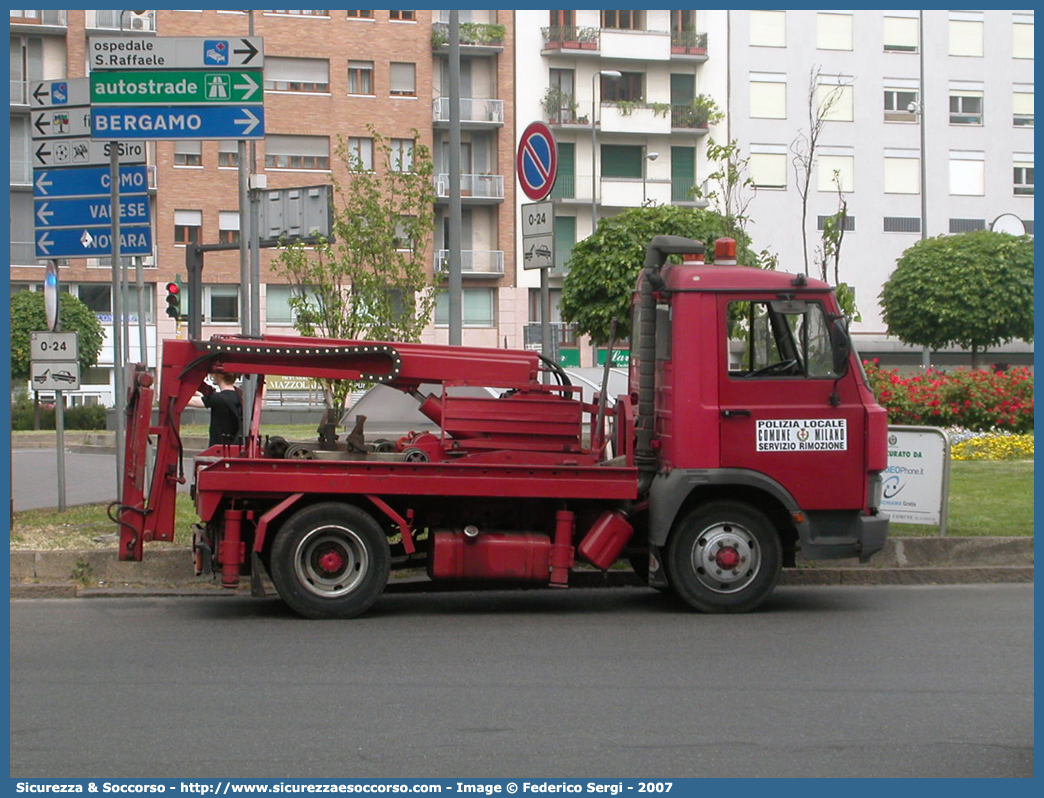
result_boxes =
[10,583,1034,779]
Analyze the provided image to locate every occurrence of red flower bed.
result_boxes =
[862,361,1034,433]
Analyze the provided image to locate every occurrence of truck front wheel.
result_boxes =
[270,502,390,619]
[667,501,781,613]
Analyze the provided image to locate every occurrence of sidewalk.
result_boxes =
[9,536,1033,599]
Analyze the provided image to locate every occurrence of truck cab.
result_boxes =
[630,237,889,611]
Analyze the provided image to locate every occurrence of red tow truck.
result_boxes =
[117,236,889,618]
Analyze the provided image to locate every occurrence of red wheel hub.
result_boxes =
[317,548,345,574]
[715,546,741,570]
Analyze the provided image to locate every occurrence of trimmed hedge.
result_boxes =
[10,397,107,431]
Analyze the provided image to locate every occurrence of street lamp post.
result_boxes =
[643,151,659,206]
[590,69,622,232]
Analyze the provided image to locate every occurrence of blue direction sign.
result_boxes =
[91,105,264,140]
[36,226,153,259]
[516,121,558,201]
[35,196,151,229]
[34,165,149,199]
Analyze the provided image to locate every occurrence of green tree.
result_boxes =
[10,291,104,383]
[560,205,765,344]
[880,230,1034,368]
[274,127,437,409]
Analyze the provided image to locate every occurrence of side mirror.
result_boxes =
[830,317,852,374]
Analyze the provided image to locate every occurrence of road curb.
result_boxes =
[9,538,1033,599]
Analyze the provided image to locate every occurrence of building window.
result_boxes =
[77,284,112,316]
[950,90,983,125]
[949,152,985,196]
[264,56,330,93]
[749,148,787,189]
[346,137,374,171]
[883,15,918,53]
[389,10,414,21]
[266,284,316,324]
[173,140,202,166]
[750,75,786,119]
[174,210,202,245]
[389,62,416,97]
[1013,21,1034,59]
[749,10,785,48]
[435,288,495,327]
[389,138,414,172]
[602,71,643,104]
[265,10,329,17]
[218,211,240,244]
[265,134,330,170]
[347,61,374,95]
[218,140,239,168]
[949,17,983,57]
[884,152,920,194]
[600,145,642,179]
[601,10,642,30]
[817,154,854,193]
[816,81,853,122]
[206,286,239,324]
[883,88,918,122]
[1014,160,1034,196]
[345,10,373,18]
[816,13,852,50]
[1013,89,1034,126]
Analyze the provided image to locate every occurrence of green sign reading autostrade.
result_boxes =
[90,70,262,105]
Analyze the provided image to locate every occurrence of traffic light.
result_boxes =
[165,281,181,319]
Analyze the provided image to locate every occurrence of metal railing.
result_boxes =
[432,97,504,124]
[540,25,600,50]
[670,30,708,54]
[434,250,505,276]
[435,173,504,200]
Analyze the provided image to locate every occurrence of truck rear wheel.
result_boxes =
[666,500,781,613]
[270,502,390,619]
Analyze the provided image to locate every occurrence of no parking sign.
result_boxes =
[516,121,558,201]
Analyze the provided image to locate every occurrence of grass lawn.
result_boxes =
[9,459,1033,550]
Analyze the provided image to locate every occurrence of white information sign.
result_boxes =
[881,426,951,528]
[31,331,79,361]
[31,361,81,391]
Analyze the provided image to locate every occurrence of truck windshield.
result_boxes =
[727,299,841,379]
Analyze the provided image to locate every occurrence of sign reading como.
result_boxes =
[516,121,558,202]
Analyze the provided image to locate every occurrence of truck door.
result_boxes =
[717,295,866,510]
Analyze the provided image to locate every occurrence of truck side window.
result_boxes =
[727,300,841,379]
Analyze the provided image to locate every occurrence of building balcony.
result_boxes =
[540,26,601,55]
[435,249,504,279]
[87,9,157,32]
[599,102,673,136]
[431,21,505,55]
[435,173,504,204]
[9,9,67,31]
[599,28,671,62]
[670,30,709,61]
[600,178,710,210]
[670,104,713,135]
[433,97,504,128]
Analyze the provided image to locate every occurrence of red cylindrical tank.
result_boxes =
[577,510,634,571]
[429,531,551,582]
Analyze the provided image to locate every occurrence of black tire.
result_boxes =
[666,500,782,613]
[270,502,390,619]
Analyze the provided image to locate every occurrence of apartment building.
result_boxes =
[10,9,517,405]
[725,9,1033,364]
[512,9,727,367]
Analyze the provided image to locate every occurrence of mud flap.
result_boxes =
[647,543,670,589]
[250,550,267,598]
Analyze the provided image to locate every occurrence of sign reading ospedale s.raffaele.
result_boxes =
[88,36,264,70]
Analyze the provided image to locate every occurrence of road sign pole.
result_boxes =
[110,147,125,495]
[55,389,66,512]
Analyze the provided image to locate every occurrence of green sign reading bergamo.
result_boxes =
[90,70,262,105]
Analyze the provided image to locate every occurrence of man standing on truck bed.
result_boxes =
[188,372,242,447]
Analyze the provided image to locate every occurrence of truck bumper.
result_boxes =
[799,511,890,564]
